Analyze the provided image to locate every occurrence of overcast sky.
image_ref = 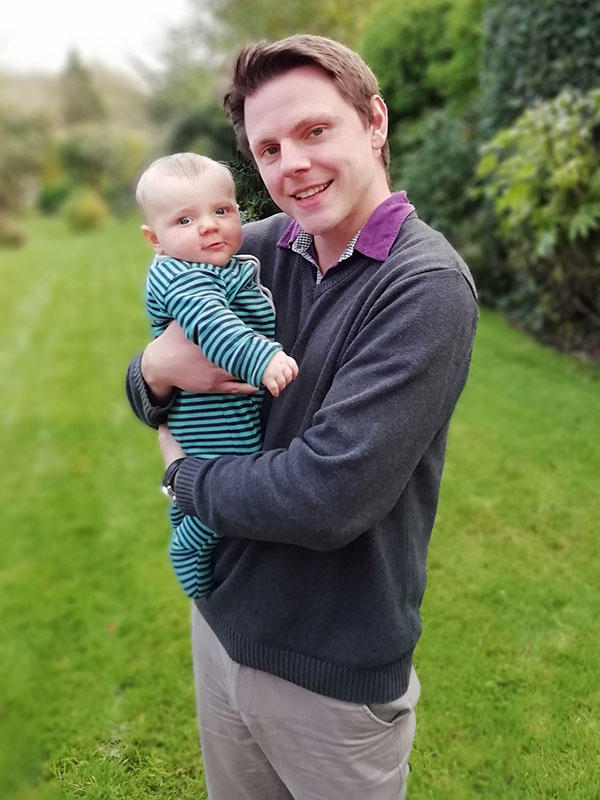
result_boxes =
[0,0,191,78]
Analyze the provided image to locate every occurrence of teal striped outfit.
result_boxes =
[145,254,282,597]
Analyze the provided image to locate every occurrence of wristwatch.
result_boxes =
[162,458,185,502]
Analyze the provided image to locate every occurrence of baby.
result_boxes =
[136,152,298,597]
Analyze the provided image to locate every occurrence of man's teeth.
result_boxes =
[295,183,329,200]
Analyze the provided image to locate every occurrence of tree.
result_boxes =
[361,0,454,128]
[61,50,106,126]
[184,0,378,52]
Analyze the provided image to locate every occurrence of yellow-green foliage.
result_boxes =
[0,216,26,247]
[62,186,109,231]
[477,88,600,348]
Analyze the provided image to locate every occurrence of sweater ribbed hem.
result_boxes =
[195,600,414,704]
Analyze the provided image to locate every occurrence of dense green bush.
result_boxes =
[229,155,278,222]
[62,187,109,231]
[392,111,506,297]
[480,0,600,137]
[38,180,72,215]
[477,88,600,349]
[396,111,478,234]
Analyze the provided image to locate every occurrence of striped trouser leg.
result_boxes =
[168,505,222,598]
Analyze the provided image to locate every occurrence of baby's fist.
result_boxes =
[262,351,298,397]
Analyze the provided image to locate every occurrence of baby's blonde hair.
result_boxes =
[135,152,236,214]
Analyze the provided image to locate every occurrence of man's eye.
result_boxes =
[263,145,279,157]
[311,127,324,137]
[178,216,192,225]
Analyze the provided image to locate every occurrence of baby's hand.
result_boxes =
[262,351,298,397]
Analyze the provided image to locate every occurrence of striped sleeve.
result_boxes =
[159,264,281,387]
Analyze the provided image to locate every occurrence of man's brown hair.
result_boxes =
[223,34,390,168]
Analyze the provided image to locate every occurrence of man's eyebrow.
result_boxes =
[251,114,337,150]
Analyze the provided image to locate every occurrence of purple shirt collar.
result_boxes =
[277,191,415,262]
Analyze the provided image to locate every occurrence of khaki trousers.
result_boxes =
[191,604,420,800]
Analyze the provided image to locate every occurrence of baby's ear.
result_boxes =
[141,224,163,254]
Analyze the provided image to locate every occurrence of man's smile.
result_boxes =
[292,181,333,200]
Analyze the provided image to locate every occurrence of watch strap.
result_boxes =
[162,457,185,501]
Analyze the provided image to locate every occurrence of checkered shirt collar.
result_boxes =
[291,229,362,284]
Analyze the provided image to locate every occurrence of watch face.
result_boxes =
[161,484,176,501]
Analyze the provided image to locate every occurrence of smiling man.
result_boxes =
[127,34,478,800]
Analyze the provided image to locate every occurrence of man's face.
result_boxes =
[142,168,243,266]
[244,65,389,254]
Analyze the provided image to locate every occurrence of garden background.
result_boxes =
[1,1,599,797]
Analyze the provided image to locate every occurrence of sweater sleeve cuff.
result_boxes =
[174,457,205,516]
[125,352,176,429]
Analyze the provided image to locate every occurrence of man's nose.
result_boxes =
[279,141,310,176]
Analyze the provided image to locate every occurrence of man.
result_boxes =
[127,34,478,800]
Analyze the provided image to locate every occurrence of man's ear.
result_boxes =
[141,224,164,254]
[369,95,388,152]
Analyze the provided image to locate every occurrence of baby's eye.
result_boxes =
[215,207,227,216]
[178,216,192,225]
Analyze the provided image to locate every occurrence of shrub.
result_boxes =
[480,0,600,137]
[62,187,109,231]
[393,111,507,299]
[99,132,148,215]
[58,126,148,214]
[229,155,278,223]
[167,103,236,163]
[0,216,26,247]
[477,88,600,349]
[0,110,50,215]
[38,180,72,215]
[396,111,479,235]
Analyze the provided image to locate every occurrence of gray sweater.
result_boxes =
[127,211,478,703]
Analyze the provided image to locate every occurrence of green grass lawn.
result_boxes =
[1,215,598,799]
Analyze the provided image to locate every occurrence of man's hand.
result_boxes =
[158,424,185,468]
[141,321,258,399]
[261,351,299,397]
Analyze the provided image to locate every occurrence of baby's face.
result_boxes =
[144,167,243,265]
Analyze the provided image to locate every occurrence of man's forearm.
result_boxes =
[125,353,176,429]
[140,345,177,401]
